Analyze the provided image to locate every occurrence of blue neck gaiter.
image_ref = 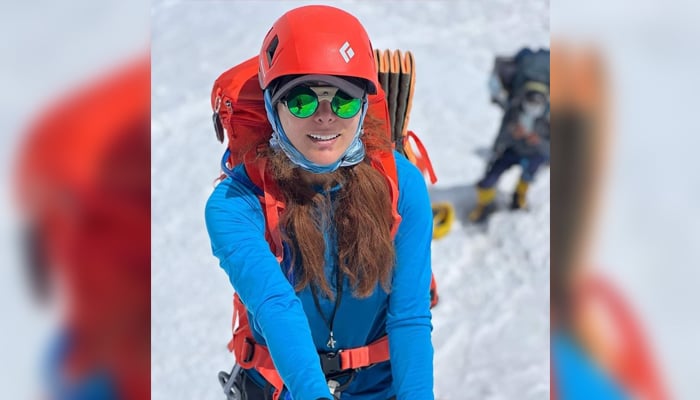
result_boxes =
[263,89,368,174]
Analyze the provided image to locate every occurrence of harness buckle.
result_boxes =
[320,351,343,376]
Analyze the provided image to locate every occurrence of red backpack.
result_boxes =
[211,54,437,400]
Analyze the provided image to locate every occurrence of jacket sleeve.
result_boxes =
[205,177,330,400]
[387,154,435,400]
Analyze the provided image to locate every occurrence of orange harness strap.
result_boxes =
[339,335,390,369]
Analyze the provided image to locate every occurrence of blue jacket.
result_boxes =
[205,152,434,400]
[552,330,628,400]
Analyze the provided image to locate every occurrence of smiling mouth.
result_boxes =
[308,133,341,142]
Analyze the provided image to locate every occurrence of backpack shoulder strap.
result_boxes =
[243,157,285,261]
[369,150,402,237]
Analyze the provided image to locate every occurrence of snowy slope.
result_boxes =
[151,1,549,399]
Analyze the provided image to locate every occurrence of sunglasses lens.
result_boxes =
[285,86,318,118]
[284,86,362,119]
[331,90,362,119]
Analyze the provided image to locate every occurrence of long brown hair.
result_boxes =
[267,116,395,298]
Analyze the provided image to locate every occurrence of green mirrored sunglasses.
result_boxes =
[282,86,363,119]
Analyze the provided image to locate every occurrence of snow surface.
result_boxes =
[151,1,549,399]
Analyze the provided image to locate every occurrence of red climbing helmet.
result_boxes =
[258,5,379,98]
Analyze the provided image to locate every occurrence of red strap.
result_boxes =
[340,336,390,370]
[258,162,285,261]
[404,130,437,184]
[430,275,439,308]
[229,294,285,400]
[244,157,285,261]
[371,151,402,237]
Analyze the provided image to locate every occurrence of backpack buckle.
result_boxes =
[242,337,256,364]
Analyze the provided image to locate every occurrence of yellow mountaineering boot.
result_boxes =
[468,187,497,223]
[511,179,529,210]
